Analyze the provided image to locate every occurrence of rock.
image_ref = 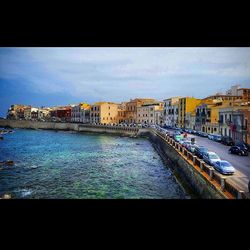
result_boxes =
[6,160,14,166]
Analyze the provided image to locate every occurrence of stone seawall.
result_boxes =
[145,129,227,198]
[0,120,138,136]
[147,129,250,199]
[0,119,78,131]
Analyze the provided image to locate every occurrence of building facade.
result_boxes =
[219,103,250,143]
[178,97,201,128]
[50,106,72,122]
[237,88,250,101]
[185,111,196,130]
[125,98,156,124]
[71,103,90,123]
[37,108,51,121]
[163,97,180,127]
[137,102,164,125]
[23,107,38,120]
[7,105,30,120]
[117,102,127,124]
[90,102,119,124]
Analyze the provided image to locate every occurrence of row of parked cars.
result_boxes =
[156,127,237,175]
[163,126,250,153]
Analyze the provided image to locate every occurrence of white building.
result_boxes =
[38,108,51,120]
[137,102,164,125]
[155,109,164,125]
[71,103,90,123]
[226,85,241,96]
[163,97,180,127]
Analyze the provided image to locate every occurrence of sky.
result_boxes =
[0,47,250,117]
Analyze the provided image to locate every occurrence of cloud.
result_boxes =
[0,47,250,103]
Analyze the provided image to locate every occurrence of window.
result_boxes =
[109,106,110,109]
[108,113,110,116]
[219,115,223,123]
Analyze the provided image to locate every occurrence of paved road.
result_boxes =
[163,128,250,192]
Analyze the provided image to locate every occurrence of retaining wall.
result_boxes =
[147,128,248,199]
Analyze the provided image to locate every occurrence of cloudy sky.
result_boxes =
[0,47,250,116]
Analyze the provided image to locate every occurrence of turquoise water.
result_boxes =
[0,129,187,199]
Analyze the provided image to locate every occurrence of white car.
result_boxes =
[203,151,221,166]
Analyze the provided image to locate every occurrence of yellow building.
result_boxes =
[90,102,120,124]
[178,97,202,128]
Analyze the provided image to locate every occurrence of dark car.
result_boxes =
[212,134,222,142]
[229,146,248,156]
[200,132,208,137]
[194,146,208,159]
[221,136,234,146]
[235,142,250,152]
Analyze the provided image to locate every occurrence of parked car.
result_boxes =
[197,131,203,136]
[182,141,191,148]
[187,143,198,153]
[212,134,222,142]
[199,132,208,137]
[229,146,248,156]
[174,134,183,142]
[179,138,188,145]
[208,134,213,140]
[235,142,250,152]
[203,151,221,166]
[221,136,234,146]
[194,146,208,159]
[213,160,235,175]
[169,132,175,138]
